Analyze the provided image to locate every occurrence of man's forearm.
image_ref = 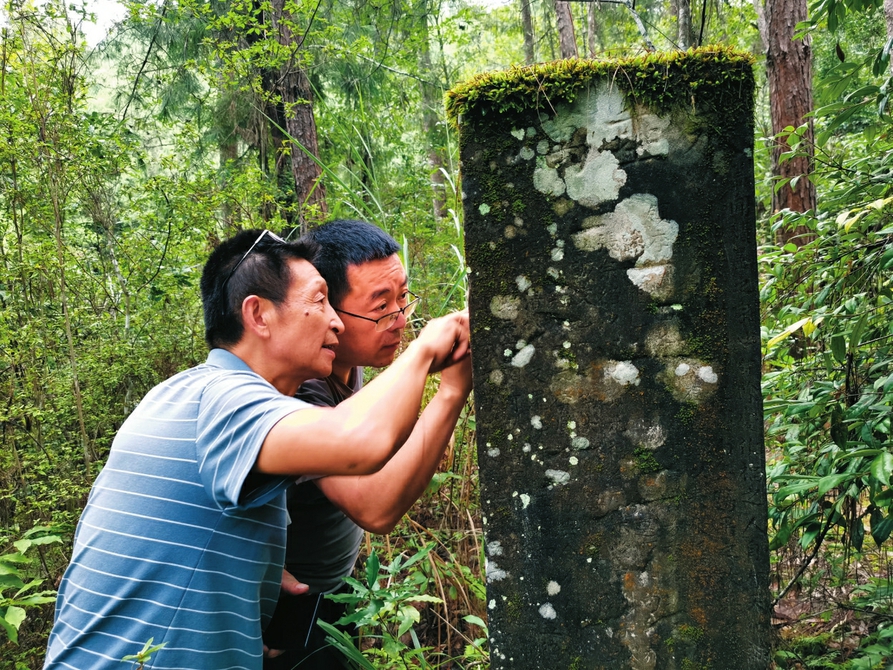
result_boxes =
[318,383,469,533]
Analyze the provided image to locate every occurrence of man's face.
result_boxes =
[331,254,409,377]
[269,258,344,383]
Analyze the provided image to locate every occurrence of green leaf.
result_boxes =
[871,513,893,545]
[851,518,865,551]
[830,333,847,364]
[870,452,893,486]
[830,405,848,449]
[849,311,870,353]
[818,473,852,497]
[365,552,380,589]
[3,606,26,632]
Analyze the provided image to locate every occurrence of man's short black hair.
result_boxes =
[302,219,401,306]
[201,229,318,349]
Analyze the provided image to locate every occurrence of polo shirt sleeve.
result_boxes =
[197,371,309,509]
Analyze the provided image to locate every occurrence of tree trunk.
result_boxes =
[554,0,578,58]
[758,0,816,245]
[677,0,694,48]
[269,0,326,234]
[521,0,535,64]
[587,2,599,56]
[885,0,893,74]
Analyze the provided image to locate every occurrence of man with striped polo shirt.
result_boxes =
[43,229,470,670]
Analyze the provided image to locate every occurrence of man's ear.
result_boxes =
[240,295,273,340]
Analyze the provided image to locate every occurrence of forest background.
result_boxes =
[1,0,892,667]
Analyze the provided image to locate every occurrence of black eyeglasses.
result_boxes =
[221,229,286,292]
[335,292,421,332]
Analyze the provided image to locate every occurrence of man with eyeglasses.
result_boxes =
[43,229,470,670]
[261,219,473,670]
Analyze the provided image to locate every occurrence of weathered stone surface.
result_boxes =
[457,57,769,669]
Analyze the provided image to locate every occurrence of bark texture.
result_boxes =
[554,0,578,58]
[269,0,327,232]
[886,0,893,74]
[521,0,536,64]
[457,60,769,669]
[761,0,816,243]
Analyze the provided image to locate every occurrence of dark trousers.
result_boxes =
[262,586,352,670]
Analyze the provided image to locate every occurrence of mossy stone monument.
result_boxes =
[448,47,770,669]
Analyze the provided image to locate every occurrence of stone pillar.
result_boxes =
[450,49,770,669]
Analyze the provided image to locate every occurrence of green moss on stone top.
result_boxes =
[445,46,754,126]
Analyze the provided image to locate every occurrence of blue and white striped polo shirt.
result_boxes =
[45,349,308,670]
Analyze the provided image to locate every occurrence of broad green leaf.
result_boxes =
[817,473,852,496]
[871,513,893,545]
[870,452,893,486]
[830,334,847,364]
[365,553,380,588]
[3,606,26,632]
[0,612,18,644]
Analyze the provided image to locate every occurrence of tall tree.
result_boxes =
[886,0,893,73]
[587,2,600,56]
[554,0,578,58]
[268,0,326,232]
[677,0,695,48]
[521,0,536,63]
[756,0,817,243]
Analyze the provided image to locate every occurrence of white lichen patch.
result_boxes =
[574,194,677,263]
[511,344,536,368]
[564,150,627,208]
[661,358,720,403]
[533,159,566,197]
[573,193,678,298]
[698,365,719,384]
[520,493,531,509]
[547,581,562,596]
[571,436,591,450]
[537,139,549,154]
[490,295,521,320]
[542,84,631,145]
[487,540,504,557]
[486,560,507,582]
[519,146,535,161]
[515,275,532,292]
[479,203,491,216]
[545,469,571,486]
[547,266,560,279]
[510,128,524,140]
[607,361,641,386]
[569,456,579,466]
[627,266,672,299]
[539,603,558,620]
[489,369,504,385]
[487,447,501,457]
[551,246,565,262]
[531,415,543,429]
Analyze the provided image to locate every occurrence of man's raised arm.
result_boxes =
[254,310,470,478]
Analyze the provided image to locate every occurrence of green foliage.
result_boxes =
[326,546,444,667]
[0,527,62,644]
[121,638,167,669]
